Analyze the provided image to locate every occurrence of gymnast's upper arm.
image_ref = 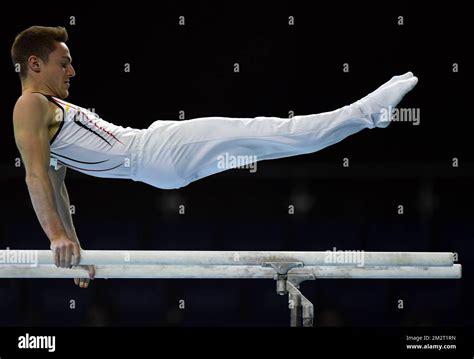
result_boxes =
[13,94,51,179]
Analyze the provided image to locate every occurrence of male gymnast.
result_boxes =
[11,26,418,287]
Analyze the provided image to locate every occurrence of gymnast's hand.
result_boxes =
[50,238,95,288]
[74,265,95,288]
[50,236,81,268]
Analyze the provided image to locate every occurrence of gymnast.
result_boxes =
[10,26,418,287]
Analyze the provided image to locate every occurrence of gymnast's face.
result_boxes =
[32,42,76,99]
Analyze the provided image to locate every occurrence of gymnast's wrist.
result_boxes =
[48,232,72,244]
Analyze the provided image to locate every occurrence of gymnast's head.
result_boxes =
[11,26,75,99]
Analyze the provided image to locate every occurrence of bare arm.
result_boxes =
[49,166,79,243]
[49,166,95,286]
[13,93,80,268]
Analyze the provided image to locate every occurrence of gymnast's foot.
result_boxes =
[356,72,418,128]
[366,71,414,97]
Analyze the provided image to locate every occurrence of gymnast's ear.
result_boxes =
[27,55,42,74]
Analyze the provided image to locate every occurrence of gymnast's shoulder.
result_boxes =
[13,92,53,126]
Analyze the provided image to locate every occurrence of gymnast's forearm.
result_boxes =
[25,172,68,243]
[55,181,80,246]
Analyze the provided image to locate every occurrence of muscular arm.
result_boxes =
[13,94,80,267]
[49,166,95,286]
[49,166,80,245]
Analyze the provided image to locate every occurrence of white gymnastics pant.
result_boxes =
[132,102,375,190]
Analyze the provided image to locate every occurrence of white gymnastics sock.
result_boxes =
[356,75,418,128]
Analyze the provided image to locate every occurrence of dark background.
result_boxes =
[0,3,471,327]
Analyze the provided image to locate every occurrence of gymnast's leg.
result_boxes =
[135,73,418,189]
